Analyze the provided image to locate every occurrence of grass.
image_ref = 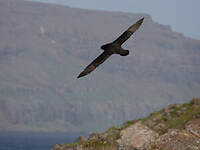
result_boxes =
[63,126,120,150]
[55,99,200,150]
[166,102,199,129]
[119,120,138,130]
[142,100,200,134]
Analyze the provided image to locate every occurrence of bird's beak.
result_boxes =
[99,48,103,51]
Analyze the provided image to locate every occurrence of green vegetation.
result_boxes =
[64,138,117,150]
[119,120,139,131]
[57,99,200,150]
[142,99,200,134]
[64,126,120,150]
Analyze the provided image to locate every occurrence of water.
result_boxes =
[0,132,78,150]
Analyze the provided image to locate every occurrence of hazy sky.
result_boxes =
[31,0,200,40]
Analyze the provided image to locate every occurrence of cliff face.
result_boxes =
[52,98,200,150]
[0,0,200,133]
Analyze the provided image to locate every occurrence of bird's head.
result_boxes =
[100,45,106,50]
[99,47,103,51]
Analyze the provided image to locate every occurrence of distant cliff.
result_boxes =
[52,98,200,150]
[0,0,200,133]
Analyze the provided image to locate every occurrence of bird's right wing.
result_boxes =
[77,51,112,78]
[113,18,144,46]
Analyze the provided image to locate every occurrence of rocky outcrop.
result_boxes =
[152,128,200,150]
[117,122,159,149]
[52,98,200,150]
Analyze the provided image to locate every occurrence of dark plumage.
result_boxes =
[77,18,144,78]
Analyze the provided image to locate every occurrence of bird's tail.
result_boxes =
[119,50,129,56]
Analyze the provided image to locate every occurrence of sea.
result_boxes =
[0,132,80,150]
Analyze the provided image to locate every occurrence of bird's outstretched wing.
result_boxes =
[113,18,144,46]
[77,51,112,78]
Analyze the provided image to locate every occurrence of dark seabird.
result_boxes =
[77,18,144,78]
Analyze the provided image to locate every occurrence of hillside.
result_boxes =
[52,98,200,150]
[0,0,200,133]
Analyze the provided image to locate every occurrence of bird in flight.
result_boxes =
[77,17,144,78]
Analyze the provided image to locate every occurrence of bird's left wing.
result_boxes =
[77,51,112,78]
[113,18,144,46]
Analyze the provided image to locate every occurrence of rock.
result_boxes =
[185,118,200,138]
[88,133,99,140]
[191,98,200,105]
[154,123,165,131]
[117,122,159,149]
[152,113,163,121]
[53,144,62,150]
[143,119,156,128]
[153,129,200,150]
[164,104,175,114]
[76,136,86,143]
[52,99,200,150]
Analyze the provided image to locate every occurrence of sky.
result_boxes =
[30,0,200,40]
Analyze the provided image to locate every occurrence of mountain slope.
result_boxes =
[0,0,200,133]
[52,98,200,150]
